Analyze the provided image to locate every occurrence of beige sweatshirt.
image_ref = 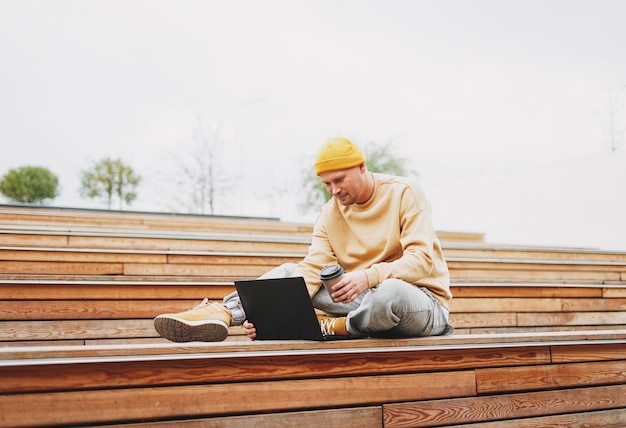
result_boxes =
[295,173,452,309]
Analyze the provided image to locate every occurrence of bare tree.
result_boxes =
[170,119,233,215]
[604,86,625,153]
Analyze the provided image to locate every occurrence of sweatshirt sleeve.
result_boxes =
[363,182,438,286]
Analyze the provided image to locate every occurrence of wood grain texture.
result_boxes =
[551,342,626,362]
[383,385,626,427]
[0,260,124,275]
[0,283,235,299]
[449,297,562,312]
[517,311,626,327]
[0,300,202,320]
[442,409,626,428]
[0,319,157,341]
[0,345,544,393]
[0,371,476,427]
[449,268,622,282]
[451,285,603,298]
[476,360,626,393]
[1,206,625,426]
[93,407,383,428]
[0,248,166,263]
[604,287,626,298]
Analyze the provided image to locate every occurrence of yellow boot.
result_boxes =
[154,298,231,342]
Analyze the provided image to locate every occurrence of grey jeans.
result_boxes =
[223,263,454,338]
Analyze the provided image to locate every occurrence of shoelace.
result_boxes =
[319,318,337,336]
[193,298,210,310]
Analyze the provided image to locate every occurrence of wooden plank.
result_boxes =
[605,287,626,298]
[0,214,145,229]
[450,268,621,282]
[0,206,312,233]
[0,331,240,351]
[0,370,477,427]
[444,408,626,427]
[451,297,626,313]
[0,206,482,241]
[0,346,545,393]
[0,225,312,245]
[0,248,166,263]
[95,407,383,428]
[439,232,485,242]
[561,297,626,311]
[0,300,201,320]
[167,253,300,265]
[448,312,517,328]
[448,259,626,271]
[108,409,381,428]
[517,311,626,327]
[0,227,309,245]
[0,340,84,347]
[451,285,603,298]
[84,335,251,346]
[476,360,626,393]
[2,331,623,363]
[0,319,158,341]
[4,332,609,360]
[449,298,562,313]
[5,331,602,360]
[67,235,309,253]
[466,325,626,334]
[0,283,235,300]
[10,297,620,323]
[1,327,623,360]
[0,280,618,301]
[0,233,69,247]
[444,247,626,262]
[0,261,124,275]
[123,263,270,277]
[551,342,626,363]
[383,384,626,428]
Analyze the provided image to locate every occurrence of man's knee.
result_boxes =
[373,278,422,300]
[368,279,437,315]
[258,263,298,279]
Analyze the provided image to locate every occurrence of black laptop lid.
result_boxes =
[234,277,324,340]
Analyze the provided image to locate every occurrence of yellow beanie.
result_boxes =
[314,137,366,176]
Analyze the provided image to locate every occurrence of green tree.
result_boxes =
[80,157,141,210]
[0,166,59,204]
[299,141,417,214]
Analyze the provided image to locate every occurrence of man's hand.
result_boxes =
[243,320,256,340]
[330,270,368,304]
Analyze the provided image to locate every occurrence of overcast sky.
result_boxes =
[1,0,625,250]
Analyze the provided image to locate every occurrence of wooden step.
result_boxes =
[0,330,624,427]
[0,205,486,242]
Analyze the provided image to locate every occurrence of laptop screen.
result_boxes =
[234,277,325,340]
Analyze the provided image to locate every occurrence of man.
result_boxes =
[154,137,453,342]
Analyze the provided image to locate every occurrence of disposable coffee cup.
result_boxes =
[320,264,344,299]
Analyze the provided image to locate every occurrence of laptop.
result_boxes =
[234,276,355,341]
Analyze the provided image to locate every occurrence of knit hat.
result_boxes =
[314,137,366,176]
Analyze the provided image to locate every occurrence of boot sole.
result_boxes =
[153,316,229,342]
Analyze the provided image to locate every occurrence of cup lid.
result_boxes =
[320,264,343,280]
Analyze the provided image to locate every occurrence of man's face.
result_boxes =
[318,164,366,206]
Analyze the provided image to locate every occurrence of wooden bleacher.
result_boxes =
[1,330,625,427]
[0,205,625,426]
